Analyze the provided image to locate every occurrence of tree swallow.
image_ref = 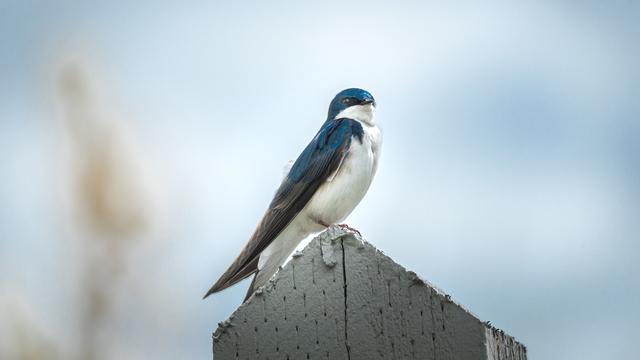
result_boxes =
[204,88,382,301]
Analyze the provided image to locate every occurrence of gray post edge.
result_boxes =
[213,226,527,360]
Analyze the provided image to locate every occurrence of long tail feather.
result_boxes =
[203,257,259,299]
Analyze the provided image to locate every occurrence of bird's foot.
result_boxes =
[337,223,361,236]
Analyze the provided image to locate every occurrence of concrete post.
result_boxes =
[213,226,526,359]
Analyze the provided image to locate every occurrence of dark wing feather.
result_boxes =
[204,119,361,298]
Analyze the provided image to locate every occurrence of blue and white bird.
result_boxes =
[204,88,382,301]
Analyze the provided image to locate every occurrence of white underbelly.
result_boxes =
[304,136,376,226]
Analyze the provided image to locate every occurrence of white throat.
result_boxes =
[335,104,376,126]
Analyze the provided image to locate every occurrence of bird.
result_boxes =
[204,88,382,301]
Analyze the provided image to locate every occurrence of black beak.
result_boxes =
[361,98,376,106]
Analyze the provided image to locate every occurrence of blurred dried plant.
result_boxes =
[60,65,150,238]
[58,63,156,360]
[0,297,60,360]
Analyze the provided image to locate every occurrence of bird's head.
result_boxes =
[327,88,376,125]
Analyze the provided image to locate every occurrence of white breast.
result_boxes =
[303,119,381,227]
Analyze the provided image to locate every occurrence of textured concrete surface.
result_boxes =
[213,226,527,359]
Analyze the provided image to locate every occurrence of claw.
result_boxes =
[337,223,361,236]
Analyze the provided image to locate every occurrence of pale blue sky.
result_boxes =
[1,1,639,359]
